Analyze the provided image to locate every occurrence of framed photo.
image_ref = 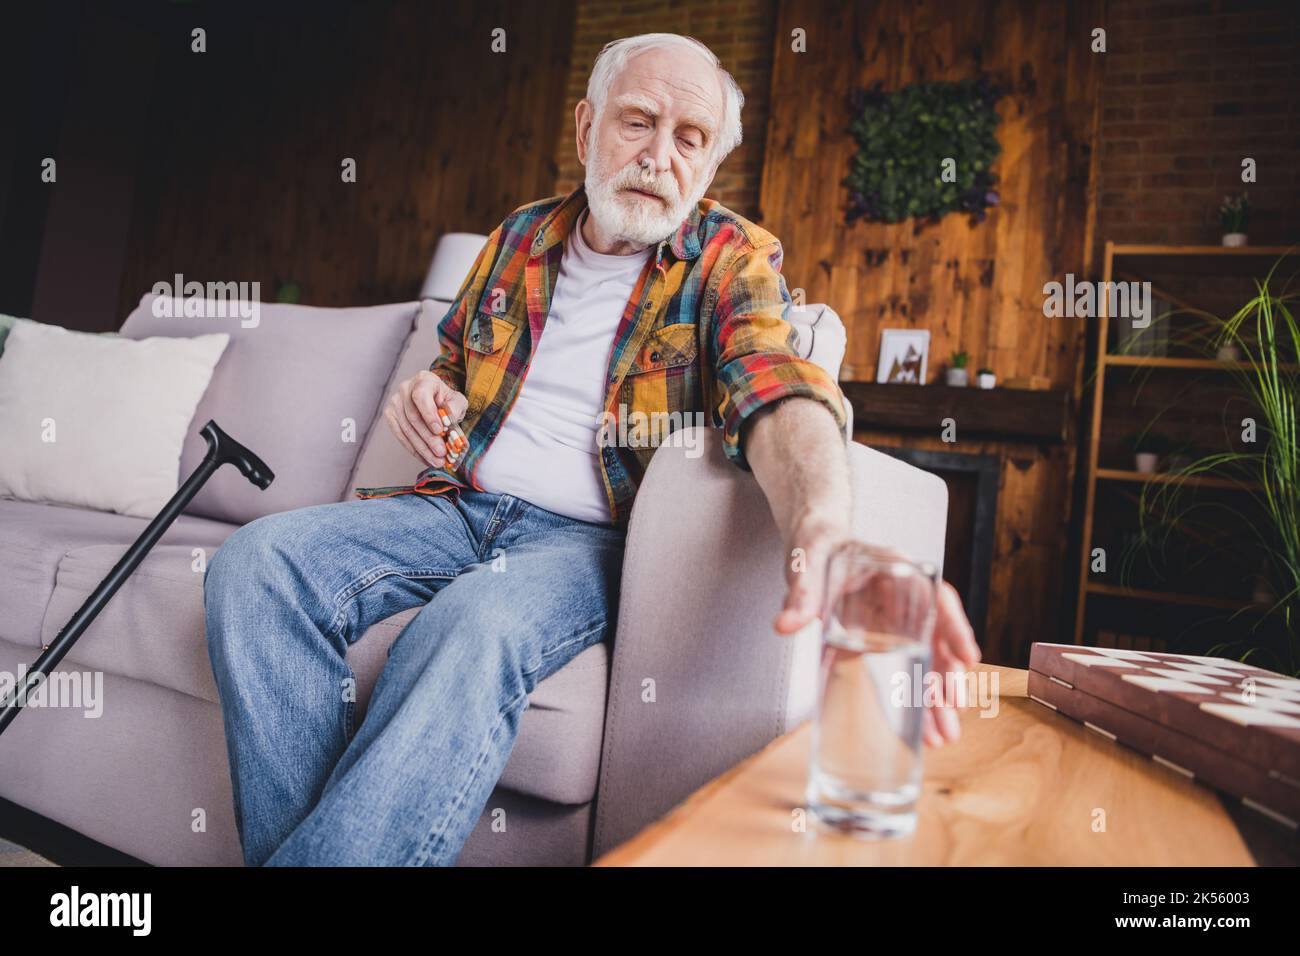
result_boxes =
[876,329,930,384]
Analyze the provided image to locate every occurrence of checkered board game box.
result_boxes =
[1028,642,1300,827]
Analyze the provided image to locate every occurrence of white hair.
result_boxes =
[585,33,744,167]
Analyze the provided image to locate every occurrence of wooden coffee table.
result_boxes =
[594,664,1271,866]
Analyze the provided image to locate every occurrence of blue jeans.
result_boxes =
[202,488,626,866]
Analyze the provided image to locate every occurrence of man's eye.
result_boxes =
[678,136,699,149]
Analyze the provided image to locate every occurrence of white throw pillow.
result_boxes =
[0,319,229,518]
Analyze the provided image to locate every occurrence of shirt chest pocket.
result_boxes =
[621,321,703,420]
[466,308,520,355]
[626,321,699,374]
[464,307,522,404]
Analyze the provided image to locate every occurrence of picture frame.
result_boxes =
[876,329,931,384]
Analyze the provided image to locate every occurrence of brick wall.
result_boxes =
[1097,0,1300,250]
[552,0,778,218]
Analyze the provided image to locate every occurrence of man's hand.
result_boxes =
[384,370,469,468]
[745,395,981,748]
[774,510,982,749]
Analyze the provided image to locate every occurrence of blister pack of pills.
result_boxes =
[437,405,468,469]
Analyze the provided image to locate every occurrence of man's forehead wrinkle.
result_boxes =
[612,72,722,132]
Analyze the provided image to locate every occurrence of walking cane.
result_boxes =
[0,420,274,736]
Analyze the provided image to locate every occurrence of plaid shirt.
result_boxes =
[354,183,847,528]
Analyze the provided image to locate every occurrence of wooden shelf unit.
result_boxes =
[1104,355,1287,371]
[1072,242,1295,643]
[1084,582,1261,612]
[1094,468,1255,491]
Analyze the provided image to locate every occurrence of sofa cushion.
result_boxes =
[0,497,237,650]
[0,318,230,518]
[120,295,418,525]
[38,542,610,806]
[787,302,847,379]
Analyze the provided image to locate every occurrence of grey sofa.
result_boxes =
[0,238,948,866]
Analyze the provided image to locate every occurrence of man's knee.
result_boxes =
[209,515,274,585]
[204,511,314,620]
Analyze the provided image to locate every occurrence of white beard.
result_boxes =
[583,125,711,248]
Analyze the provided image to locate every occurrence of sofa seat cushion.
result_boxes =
[0,497,237,650]
[38,544,611,806]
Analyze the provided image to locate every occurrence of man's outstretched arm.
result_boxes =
[743,395,980,748]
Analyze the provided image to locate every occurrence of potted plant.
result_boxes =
[1130,431,1174,473]
[976,367,996,389]
[946,351,970,387]
[1219,193,1249,247]
[1127,260,1300,673]
[1216,342,1242,363]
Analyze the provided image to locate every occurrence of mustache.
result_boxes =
[610,161,679,203]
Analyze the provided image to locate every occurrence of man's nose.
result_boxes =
[639,129,675,174]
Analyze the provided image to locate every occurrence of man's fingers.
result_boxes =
[930,638,955,707]
[400,388,443,450]
[936,581,981,667]
[389,403,438,465]
[921,707,943,748]
[935,702,962,742]
[384,408,423,463]
[775,570,820,635]
[409,376,447,435]
[443,387,469,423]
[410,372,467,434]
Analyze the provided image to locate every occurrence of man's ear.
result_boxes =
[575,99,594,166]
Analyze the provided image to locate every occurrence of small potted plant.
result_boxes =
[1219,193,1249,247]
[1130,432,1173,474]
[976,367,996,389]
[946,351,970,387]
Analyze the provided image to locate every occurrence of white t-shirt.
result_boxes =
[473,209,653,524]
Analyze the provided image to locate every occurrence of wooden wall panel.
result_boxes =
[116,1,576,318]
[760,0,1102,664]
[760,0,1098,385]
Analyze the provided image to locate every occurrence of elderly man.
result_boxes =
[204,31,978,867]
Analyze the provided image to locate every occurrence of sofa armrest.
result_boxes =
[591,425,947,858]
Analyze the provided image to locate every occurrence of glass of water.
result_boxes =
[806,541,939,839]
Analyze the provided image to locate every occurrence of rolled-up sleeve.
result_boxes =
[707,240,848,471]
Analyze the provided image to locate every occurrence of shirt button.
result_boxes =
[650,351,661,362]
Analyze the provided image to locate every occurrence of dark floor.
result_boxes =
[0,796,146,866]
